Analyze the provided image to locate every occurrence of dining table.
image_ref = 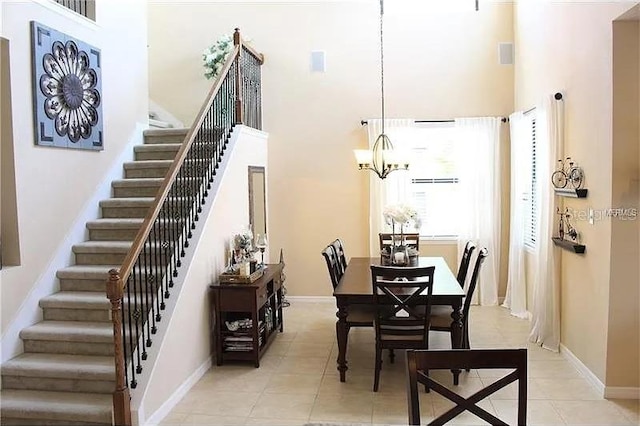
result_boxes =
[333,256,466,383]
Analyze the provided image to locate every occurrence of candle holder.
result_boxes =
[255,234,268,268]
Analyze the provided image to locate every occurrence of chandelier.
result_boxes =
[354,0,409,180]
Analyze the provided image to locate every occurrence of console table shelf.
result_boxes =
[554,188,588,198]
[552,237,586,254]
[210,262,284,367]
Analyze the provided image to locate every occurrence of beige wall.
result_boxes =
[514,1,638,387]
[0,1,149,333]
[608,17,639,390]
[148,1,514,297]
[137,127,268,424]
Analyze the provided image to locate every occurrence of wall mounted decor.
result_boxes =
[553,207,586,254]
[552,156,587,197]
[31,21,102,150]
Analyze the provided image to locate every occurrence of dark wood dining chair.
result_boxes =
[430,248,488,352]
[378,232,420,252]
[331,238,348,276]
[457,241,476,288]
[370,264,435,392]
[321,245,374,328]
[406,348,528,425]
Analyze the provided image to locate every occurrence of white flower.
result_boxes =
[383,203,421,230]
[202,34,234,80]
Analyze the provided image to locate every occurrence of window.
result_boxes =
[405,123,461,239]
[524,117,537,248]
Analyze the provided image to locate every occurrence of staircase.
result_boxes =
[0,128,189,426]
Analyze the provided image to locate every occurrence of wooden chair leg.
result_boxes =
[464,325,471,372]
[389,349,395,364]
[373,344,382,392]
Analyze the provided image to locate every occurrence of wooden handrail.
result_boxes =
[117,45,240,284]
[109,29,262,426]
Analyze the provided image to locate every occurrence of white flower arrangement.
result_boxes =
[202,34,234,80]
[383,203,422,231]
[234,228,254,252]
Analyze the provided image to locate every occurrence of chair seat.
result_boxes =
[430,305,454,329]
[346,305,375,326]
[380,333,424,341]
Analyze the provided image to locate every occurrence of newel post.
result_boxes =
[107,269,131,426]
[233,27,244,125]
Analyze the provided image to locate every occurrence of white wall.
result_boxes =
[0,0,148,335]
[148,1,514,297]
[134,126,268,425]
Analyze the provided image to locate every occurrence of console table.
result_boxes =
[210,262,284,367]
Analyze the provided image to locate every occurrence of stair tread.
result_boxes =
[0,389,111,423]
[86,218,144,229]
[72,241,132,252]
[134,143,181,151]
[2,353,114,379]
[99,197,154,206]
[143,128,189,137]
[40,291,110,309]
[112,178,164,187]
[72,240,166,253]
[57,265,119,279]
[20,321,113,342]
[123,160,173,169]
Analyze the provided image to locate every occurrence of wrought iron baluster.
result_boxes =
[141,243,154,344]
[111,31,263,425]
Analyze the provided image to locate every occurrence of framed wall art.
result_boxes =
[31,21,103,151]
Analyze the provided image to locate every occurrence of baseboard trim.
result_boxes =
[286,296,334,302]
[560,343,605,397]
[604,386,640,399]
[141,356,212,426]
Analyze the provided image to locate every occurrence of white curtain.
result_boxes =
[529,94,563,351]
[503,112,530,318]
[367,119,415,256]
[455,117,501,305]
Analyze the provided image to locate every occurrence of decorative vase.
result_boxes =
[391,244,409,266]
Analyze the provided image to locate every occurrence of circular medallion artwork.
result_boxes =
[40,40,101,143]
[31,21,103,150]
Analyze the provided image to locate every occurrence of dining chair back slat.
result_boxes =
[406,348,527,425]
[321,245,342,289]
[457,241,476,288]
[331,238,348,276]
[430,247,488,351]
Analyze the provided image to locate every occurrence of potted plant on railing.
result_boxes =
[383,203,421,266]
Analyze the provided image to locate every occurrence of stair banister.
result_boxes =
[107,28,263,426]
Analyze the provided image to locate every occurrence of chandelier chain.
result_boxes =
[379,0,385,135]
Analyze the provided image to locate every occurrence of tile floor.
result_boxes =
[160,300,639,425]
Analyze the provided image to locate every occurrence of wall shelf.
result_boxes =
[554,188,588,198]
[552,237,586,254]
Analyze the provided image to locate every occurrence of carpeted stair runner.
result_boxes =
[0,128,189,425]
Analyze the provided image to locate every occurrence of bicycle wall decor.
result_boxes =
[552,207,586,254]
[551,157,588,198]
[552,157,583,189]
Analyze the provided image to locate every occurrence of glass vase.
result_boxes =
[390,244,409,266]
